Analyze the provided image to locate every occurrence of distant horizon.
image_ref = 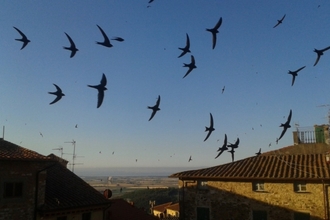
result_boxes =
[74,166,205,177]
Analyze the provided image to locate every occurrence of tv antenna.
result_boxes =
[64,139,83,173]
[52,147,64,158]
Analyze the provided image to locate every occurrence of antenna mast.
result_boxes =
[65,140,76,173]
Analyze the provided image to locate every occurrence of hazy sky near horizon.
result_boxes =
[1,1,330,173]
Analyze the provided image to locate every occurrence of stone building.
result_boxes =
[170,146,330,220]
[0,138,112,220]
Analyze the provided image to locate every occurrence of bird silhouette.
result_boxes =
[183,55,197,78]
[278,109,292,140]
[63,32,78,58]
[96,25,113,48]
[215,134,228,159]
[228,148,235,162]
[88,73,107,108]
[188,156,192,162]
[48,84,65,105]
[288,66,305,86]
[255,148,261,156]
[228,138,239,148]
[178,33,191,58]
[148,95,161,121]
[222,86,225,94]
[111,37,124,42]
[204,113,215,141]
[206,17,222,49]
[273,14,286,28]
[13,27,30,50]
[313,46,330,66]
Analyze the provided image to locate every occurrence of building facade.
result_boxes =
[170,151,330,220]
[0,138,111,220]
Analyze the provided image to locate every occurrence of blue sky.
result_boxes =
[1,1,330,175]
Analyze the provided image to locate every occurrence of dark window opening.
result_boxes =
[4,182,23,198]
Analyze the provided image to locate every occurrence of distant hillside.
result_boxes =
[113,187,179,211]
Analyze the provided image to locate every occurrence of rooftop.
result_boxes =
[108,199,159,220]
[39,163,111,214]
[169,153,330,181]
[0,138,52,161]
[153,202,173,213]
[166,203,179,212]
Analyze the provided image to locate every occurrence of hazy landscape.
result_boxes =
[82,175,178,197]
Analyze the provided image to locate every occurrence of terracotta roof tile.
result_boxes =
[0,138,51,161]
[108,199,159,220]
[153,202,173,212]
[39,163,111,212]
[169,154,330,181]
[166,203,179,212]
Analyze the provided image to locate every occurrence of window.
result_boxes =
[294,182,307,192]
[252,210,267,220]
[252,182,265,191]
[82,212,91,220]
[3,182,23,198]
[197,181,208,189]
[294,211,310,220]
[197,207,210,220]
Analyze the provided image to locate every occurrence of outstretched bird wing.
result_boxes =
[212,17,222,49]
[100,73,107,87]
[96,25,111,46]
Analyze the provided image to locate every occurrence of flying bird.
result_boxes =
[273,14,286,28]
[96,25,113,48]
[48,84,65,105]
[88,73,107,108]
[188,156,192,162]
[278,109,292,140]
[13,27,30,50]
[228,148,235,162]
[228,138,239,149]
[148,95,161,121]
[63,32,78,58]
[204,113,215,142]
[111,37,124,42]
[288,66,306,86]
[313,46,330,66]
[215,134,228,159]
[178,33,191,58]
[222,86,225,94]
[206,17,222,49]
[255,148,261,156]
[183,55,197,78]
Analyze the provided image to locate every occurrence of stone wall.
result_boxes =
[179,179,328,220]
[0,160,52,220]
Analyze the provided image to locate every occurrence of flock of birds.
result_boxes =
[13,24,124,108]
[11,2,330,164]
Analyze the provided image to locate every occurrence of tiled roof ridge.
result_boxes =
[169,153,330,180]
[0,139,52,161]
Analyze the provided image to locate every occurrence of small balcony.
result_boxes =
[293,124,329,145]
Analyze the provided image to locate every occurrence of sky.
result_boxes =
[1,1,330,176]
